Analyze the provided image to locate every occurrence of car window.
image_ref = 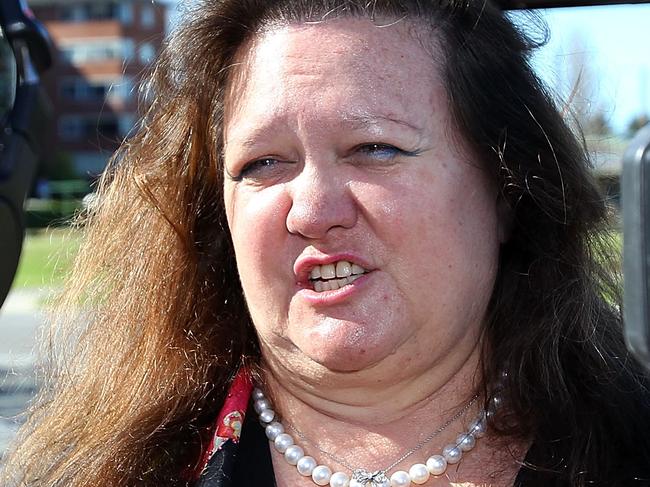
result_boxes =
[512,3,650,203]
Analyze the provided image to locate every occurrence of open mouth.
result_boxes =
[308,260,368,292]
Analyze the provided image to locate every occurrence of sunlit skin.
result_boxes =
[223,18,522,486]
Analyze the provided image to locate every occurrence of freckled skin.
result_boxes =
[223,19,502,380]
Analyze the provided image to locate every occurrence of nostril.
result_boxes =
[285,176,358,238]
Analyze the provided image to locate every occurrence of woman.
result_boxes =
[3,1,649,486]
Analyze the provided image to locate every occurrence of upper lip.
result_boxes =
[293,252,374,286]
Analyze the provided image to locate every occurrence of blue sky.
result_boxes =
[165,2,650,134]
[526,4,650,134]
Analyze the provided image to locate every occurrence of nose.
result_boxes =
[285,164,358,239]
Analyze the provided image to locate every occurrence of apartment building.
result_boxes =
[28,0,168,177]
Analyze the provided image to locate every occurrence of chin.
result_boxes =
[308,348,381,373]
[291,318,400,373]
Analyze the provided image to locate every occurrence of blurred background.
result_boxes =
[1,0,649,456]
[0,0,176,454]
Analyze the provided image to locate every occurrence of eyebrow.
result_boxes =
[224,112,423,153]
[340,113,423,133]
[225,126,284,154]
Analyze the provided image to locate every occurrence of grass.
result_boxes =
[13,228,82,289]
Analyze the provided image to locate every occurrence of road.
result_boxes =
[0,289,48,456]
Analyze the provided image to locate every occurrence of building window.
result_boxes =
[141,6,155,29]
[112,78,133,100]
[138,43,156,65]
[118,2,133,25]
[61,2,120,21]
[119,114,136,138]
[60,79,107,102]
[61,6,85,21]
[59,116,83,140]
[59,39,131,65]
[96,117,121,139]
[59,114,129,142]
[88,3,118,19]
[122,39,135,62]
[60,77,132,103]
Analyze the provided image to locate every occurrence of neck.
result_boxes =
[256,344,530,486]
[262,339,484,426]
[260,344,486,475]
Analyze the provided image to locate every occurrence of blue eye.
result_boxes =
[356,144,421,164]
[245,158,277,172]
[230,158,281,181]
[358,144,401,161]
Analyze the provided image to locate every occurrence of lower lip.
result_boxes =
[297,273,372,306]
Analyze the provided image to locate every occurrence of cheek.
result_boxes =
[354,168,459,254]
[227,187,287,254]
[359,164,499,289]
[226,186,292,305]
[419,172,500,306]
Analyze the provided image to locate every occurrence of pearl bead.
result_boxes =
[468,415,487,438]
[456,432,476,452]
[254,398,271,414]
[312,465,332,485]
[389,470,411,487]
[259,409,275,423]
[254,384,488,486]
[426,455,447,475]
[297,456,317,476]
[274,433,293,453]
[265,421,284,441]
[284,444,304,465]
[329,471,350,487]
[408,464,430,484]
[442,444,462,464]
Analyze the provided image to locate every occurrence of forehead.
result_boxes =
[224,18,447,139]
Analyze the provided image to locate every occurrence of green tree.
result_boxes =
[584,111,611,136]
[628,114,649,137]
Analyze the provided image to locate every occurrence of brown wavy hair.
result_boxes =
[3,1,648,486]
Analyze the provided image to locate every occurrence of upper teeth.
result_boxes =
[309,261,366,281]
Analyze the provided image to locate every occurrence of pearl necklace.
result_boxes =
[252,387,494,487]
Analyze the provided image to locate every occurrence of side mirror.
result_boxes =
[623,124,650,370]
[0,24,17,125]
[0,1,51,309]
[0,21,22,310]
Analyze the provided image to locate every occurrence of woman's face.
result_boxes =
[223,19,502,376]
